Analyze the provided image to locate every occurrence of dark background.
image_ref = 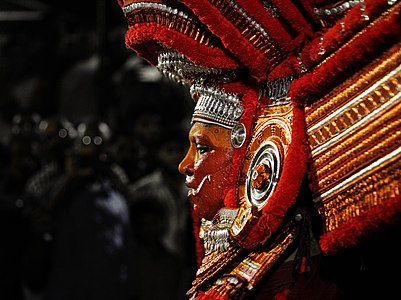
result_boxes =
[0,1,197,300]
[0,0,193,125]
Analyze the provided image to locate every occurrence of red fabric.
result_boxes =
[125,23,239,69]
[195,290,230,300]
[320,196,401,255]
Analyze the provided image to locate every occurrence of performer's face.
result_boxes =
[178,122,234,220]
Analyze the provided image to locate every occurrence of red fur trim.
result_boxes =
[267,54,301,81]
[270,0,315,39]
[273,1,401,107]
[298,0,319,22]
[235,0,295,49]
[274,288,290,300]
[320,196,401,255]
[306,0,391,66]
[291,5,401,106]
[183,0,284,81]
[195,290,230,300]
[237,104,308,248]
[125,23,239,69]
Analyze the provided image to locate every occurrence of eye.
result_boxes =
[196,144,209,155]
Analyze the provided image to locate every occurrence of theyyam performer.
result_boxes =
[115,0,401,299]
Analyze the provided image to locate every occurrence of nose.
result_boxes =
[178,149,194,175]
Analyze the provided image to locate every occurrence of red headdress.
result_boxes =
[117,0,401,266]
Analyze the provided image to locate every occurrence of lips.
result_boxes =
[185,175,195,187]
[185,175,196,196]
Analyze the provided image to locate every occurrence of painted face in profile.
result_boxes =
[178,122,234,220]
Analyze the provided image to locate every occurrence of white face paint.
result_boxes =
[189,175,211,196]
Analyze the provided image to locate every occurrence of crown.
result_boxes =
[190,84,244,129]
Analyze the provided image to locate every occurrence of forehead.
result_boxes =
[189,122,232,147]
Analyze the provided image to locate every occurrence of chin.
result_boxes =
[191,192,224,220]
[193,205,218,221]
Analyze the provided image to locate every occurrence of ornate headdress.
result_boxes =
[117,0,401,297]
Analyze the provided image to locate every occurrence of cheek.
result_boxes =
[194,157,232,219]
[216,147,234,165]
[194,148,233,196]
[194,147,233,175]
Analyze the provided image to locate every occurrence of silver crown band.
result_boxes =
[190,84,244,129]
[157,49,223,85]
[123,2,192,19]
[313,0,364,16]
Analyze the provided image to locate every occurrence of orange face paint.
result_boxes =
[179,122,234,220]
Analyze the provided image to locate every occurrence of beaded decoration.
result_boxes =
[190,84,244,129]
[200,208,239,254]
[157,48,225,85]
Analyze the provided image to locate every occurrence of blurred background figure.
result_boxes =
[21,115,77,298]
[110,132,150,184]
[41,119,133,300]
[23,115,77,211]
[30,121,130,299]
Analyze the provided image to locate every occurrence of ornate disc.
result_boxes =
[231,102,293,240]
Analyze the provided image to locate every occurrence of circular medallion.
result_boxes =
[230,103,293,241]
[231,122,246,148]
[239,118,292,208]
[246,141,280,209]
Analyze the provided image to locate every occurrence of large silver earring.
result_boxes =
[231,122,246,148]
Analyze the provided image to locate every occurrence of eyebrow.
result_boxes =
[192,133,211,143]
